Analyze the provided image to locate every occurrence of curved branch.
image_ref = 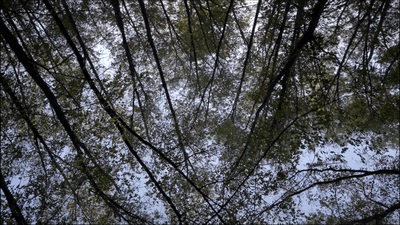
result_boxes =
[0,169,28,225]
[260,168,399,216]
[296,168,400,175]
[343,202,400,225]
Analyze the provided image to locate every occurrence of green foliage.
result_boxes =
[1,0,399,224]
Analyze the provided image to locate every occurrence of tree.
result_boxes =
[1,0,399,224]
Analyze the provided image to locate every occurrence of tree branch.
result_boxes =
[0,169,28,225]
[342,202,400,225]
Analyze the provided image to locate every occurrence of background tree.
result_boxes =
[1,0,399,224]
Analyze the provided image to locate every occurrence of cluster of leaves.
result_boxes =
[1,0,399,224]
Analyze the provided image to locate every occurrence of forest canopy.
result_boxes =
[1,0,399,224]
